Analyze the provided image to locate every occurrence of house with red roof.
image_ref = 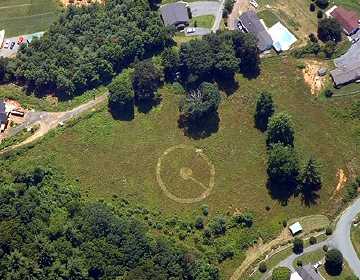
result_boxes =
[329,6,360,35]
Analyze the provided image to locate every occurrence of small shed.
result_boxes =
[318,68,327,77]
[289,222,303,236]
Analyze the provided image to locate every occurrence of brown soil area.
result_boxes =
[302,60,327,96]
[331,168,348,199]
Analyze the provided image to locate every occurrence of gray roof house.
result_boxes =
[159,2,190,29]
[295,265,322,280]
[330,62,360,87]
[238,11,273,52]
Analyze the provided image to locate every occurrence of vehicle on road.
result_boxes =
[4,39,10,49]
[186,27,196,34]
[10,42,15,50]
[250,0,259,8]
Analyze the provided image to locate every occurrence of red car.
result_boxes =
[17,36,25,45]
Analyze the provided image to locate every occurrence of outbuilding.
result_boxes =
[289,222,303,236]
[159,2,190,30]
[329,6,360,35]
[330,63,360,87]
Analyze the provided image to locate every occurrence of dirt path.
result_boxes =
[1,94,107,154]
[229,228,292,280]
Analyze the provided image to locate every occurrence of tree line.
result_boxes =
[0,167,219,280]
[0,0,171,99]
[254,92,322,205]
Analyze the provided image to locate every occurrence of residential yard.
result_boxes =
[2,56,360,278]
[190,15,215,28]
[0,0,60,37]
[257,9,280,27]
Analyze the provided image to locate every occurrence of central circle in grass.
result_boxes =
[156,144,215,204]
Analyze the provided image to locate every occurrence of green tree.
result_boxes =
[161,47,180,82]
[267,144,300,201]
[318,18,342,43]
[315,0,329,9]
[267,112,295,147]
[322,41,336,58]
[179,82,221,122]
[272,267,291,280]
[109,70,134,107]
[325,249,343,276]
[208,215,227,236]
[133,60,161,102]
[293,238,304,254]
[214,41,239,78]
[254,92,275,131]
[301,158,322,193]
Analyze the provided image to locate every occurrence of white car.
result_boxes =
[3,39,10,49]
[186,27,196,34]
[250,0,259,8]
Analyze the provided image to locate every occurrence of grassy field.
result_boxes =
[257,10,280,27]
[0,0,60,37]
[190,15,215,28]
[2,56,360,277]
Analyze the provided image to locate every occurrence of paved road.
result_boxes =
[260,198,360,279]
[329,197,360,277]
[334,39,360,68]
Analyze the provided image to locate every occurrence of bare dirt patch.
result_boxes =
[302,60,327,96]
[331,168,348,199]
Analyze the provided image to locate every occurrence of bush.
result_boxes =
[310,3,316,12]
[326,226,333,235]
[195,216,204,229]
[324,89,333,98]
[293,238,304,254]
[209,215,227,236]
[259,262,267,273]
[282,220,288,227]
[297,260,303,267]
[309,33,318,43]
[317,10,323,18]
[201,204,209,216]
[315,0,329,9]
[323,245,329,252]
[309,236,317,245]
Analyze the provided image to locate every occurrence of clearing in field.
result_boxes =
[0,0,60,37]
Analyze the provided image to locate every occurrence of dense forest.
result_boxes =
[0,167,219,280]
[9,0,171,98]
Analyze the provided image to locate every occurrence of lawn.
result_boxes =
[2,56,360,278]
[257,10,280,27]
[190,15,215,28]
[0,0,60,37]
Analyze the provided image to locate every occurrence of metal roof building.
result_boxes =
[159,2,190,28]
[238,11,273,52]
[295,265,322,280]
[330,6,360,35]
[330,62,360,87]
[289,222,303,235]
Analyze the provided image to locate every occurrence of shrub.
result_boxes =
[317,10,323,19]
[309,236,317,245]
[315,0,329,9]
[195,216,204,229]
[201,204,209,216]
[326,226,333,235]
[282,220,288,227]
[297,260,303,267]
[259,262,267,273]
[309,33,318,43]
[323,245,329,252]
[209,215,227,236]
[310,3,316,12]
[324,89,333,98]
[293,238,304,254]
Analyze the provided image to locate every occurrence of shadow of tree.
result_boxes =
[240,64,261,80]
[216,75,239,96]
[109,102,134,121]
[300,186,321,207]
[135,95,161,114]
[266,179,298,206]
[178,112,220,140]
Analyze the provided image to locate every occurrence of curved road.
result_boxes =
[261,197,360,279]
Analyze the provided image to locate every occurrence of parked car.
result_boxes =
[186,27,196,34]
[10,41,15,50]
[4,39,10,49]
[17,36,25,45]
[250,0,259,8]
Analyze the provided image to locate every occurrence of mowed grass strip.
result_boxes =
[3,56,360,248]
[0,0,60,36]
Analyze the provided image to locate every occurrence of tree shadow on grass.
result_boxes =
[109,102,134,121]
[178,112,220,140]
[266,179,298,206]
[299,185,321,207]
[216,76,239,96]
[240,64,261,80]
[135,96,162,114]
